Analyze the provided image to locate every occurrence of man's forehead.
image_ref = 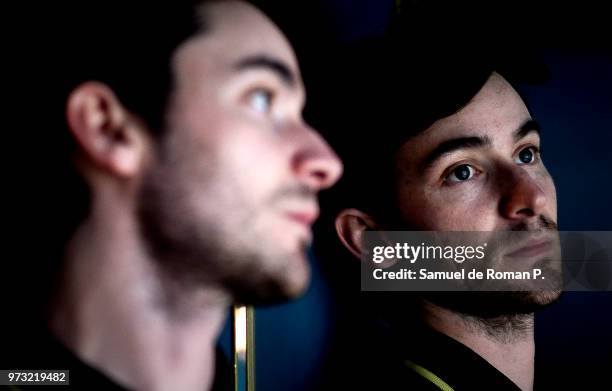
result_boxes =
[192,1,299,72]
[431,75,526,132]
[396,74,532,164]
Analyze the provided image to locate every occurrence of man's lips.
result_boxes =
[505,238,553,259]
[285,209,319,226]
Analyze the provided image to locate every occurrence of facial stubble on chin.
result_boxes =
[395,214,563,323]
[136,170,315,306]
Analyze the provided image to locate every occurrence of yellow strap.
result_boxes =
[405,360,455,391]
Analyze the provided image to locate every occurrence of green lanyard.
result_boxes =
[405,360,455,391]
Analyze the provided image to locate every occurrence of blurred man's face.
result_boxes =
[392,72,560,314]
[140,1,342,302]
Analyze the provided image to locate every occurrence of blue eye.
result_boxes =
[446,164,475,183]
[248,89,273,114]
[515,146,538,164]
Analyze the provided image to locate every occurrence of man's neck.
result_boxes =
[49,198,231,391]
[423,302,535,391]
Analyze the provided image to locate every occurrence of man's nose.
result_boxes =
[291,124,343,191]
[499,166,548,221]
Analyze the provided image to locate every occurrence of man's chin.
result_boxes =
[230,277,309,307]
[424,290,563,318]
[229,251,311,306]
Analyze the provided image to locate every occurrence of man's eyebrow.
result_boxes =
[514,119,541,141]
[234,55,296,88]
[421,135,492,171]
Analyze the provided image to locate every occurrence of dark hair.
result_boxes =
[316,41,492,228]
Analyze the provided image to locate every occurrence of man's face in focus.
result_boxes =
[393,72,560,313]
[140,1,342,303]
[395,72,556,231]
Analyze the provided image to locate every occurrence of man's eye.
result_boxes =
[248,88,273,114]
[515,146,539,165]
[445,164,476,183]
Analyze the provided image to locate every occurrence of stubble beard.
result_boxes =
[136,162,311,308]
[401,215,563,339]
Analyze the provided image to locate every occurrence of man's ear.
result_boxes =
[335,208,378,260]
[66,81,149,178]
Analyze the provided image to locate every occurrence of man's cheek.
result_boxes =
[535,168,557,219]
[546,179,558,221]
[439,197,499,231]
